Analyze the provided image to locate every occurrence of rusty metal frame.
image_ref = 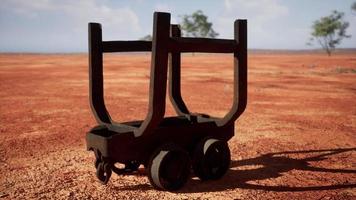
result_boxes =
[89,12,247,137]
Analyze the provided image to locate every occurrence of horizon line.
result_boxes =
[1,48,355,54]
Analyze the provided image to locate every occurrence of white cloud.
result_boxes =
[154,3,171,13]
[216,0,289,48]
[224,0,288,21]
[1,0,141,39]
[153,3,177,24]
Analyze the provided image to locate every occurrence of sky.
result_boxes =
[0,0,355,52]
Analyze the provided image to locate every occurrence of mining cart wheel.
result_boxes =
[96,162,112,184]
[147,144,191,191]
[192,138,231,180]
[125,160,140,172]
[112,161,141,175]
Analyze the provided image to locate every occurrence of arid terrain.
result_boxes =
[0,52,355,199]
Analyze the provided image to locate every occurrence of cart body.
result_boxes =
[86,12,247,190]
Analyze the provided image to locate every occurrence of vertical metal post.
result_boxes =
[169,25,190,116]
[234,19,248,121]
[217,19,247,127]
[89,23,111,124]
[136,12,171,137]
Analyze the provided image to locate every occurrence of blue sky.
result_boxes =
[0,0,355,52]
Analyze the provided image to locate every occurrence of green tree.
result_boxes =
[352,2,356,13]
[180,10,218,38]
[308,10,350,56]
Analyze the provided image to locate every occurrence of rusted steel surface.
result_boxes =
[87,12,247,190]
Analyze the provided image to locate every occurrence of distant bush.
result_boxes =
[334,67,356,74]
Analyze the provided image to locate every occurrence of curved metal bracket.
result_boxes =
[88,23,112,125]
[216,20,248,127]
[168,24,190,116]
[167,20,248,127]
[134,12,171,137]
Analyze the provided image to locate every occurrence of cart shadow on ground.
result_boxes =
[115,147,356,192]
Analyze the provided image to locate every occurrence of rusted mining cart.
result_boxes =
[86,12,247,191]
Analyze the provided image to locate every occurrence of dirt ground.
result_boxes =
[0,52,355,199]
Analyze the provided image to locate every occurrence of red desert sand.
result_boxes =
[0,52,355,199]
